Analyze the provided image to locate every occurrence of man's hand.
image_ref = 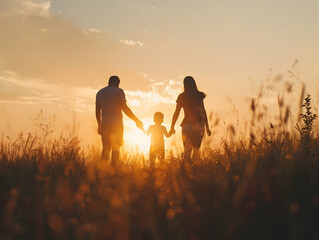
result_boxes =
[135,119,143,130]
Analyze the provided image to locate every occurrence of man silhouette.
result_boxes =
[96,76,143,165]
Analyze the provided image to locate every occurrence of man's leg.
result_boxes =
[101,140,111,160]
[101,125,111,160]
[110,122,123,167]
[111,146,120,167]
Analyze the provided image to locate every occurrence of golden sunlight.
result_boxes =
[123,119,153,154]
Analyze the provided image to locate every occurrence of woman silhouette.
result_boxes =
[170,76,211,162]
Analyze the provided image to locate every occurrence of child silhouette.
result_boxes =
[145,112,174,167]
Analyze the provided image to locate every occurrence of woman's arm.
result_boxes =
[202,101,211,136]
[170,103,182,133]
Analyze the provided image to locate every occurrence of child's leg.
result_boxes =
[158,148,165,165]
[149,149,156,168]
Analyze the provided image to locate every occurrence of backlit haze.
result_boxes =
[1,0,319,154]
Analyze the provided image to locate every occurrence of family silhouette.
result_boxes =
[95,75,211,166]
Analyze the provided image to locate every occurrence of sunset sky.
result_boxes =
[1,0,319,151]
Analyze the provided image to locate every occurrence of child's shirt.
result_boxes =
[147,124,170,150]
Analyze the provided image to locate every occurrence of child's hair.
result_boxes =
[154,112,164,124]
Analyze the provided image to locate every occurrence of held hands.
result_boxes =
[169,128,175,135]
[135,119,144,130]
[136,120,148,134]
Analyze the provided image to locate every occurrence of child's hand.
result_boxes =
[169,128,175,135]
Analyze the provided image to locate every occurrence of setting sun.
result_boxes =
[124,119,151,154]
[123,118,177,156]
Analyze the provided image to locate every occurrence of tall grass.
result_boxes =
[1,89,319,240]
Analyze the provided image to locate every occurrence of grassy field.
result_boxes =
[1,94,319,240]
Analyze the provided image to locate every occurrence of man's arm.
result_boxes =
[122,103,143,129]
[95,100,102,134]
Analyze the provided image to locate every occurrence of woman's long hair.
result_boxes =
[183,76,206,100]
[182,76,207,124]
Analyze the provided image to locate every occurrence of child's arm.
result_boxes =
[145,126,151,136]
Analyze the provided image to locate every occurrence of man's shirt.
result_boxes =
[96,86,126,125]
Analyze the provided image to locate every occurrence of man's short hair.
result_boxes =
[108,76,120,87]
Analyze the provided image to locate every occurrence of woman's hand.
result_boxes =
[206,128,211,136]
[169,128,175,135]
[98,124,102,135]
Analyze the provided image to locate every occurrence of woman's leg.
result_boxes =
[192,147,200,163]
[184,144,192,163]
[191,124,205,163]
[182,125,193,163]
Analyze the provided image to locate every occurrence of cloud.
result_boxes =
[120,39,144,47]
[0,0,51,17]
[168,79,182,86]
[128,99,141,106]
[0,95,60,105]
[0,71,57,92]
[21,0,51,17]
[0,0,156,93]
[124,74,183,106]
[0,99,48,105]
[89,28,101,33]
[0,71,98,111]
[139,72,157,83]
[126,90,174,104]
[0,69,182,114]
[0,0,119,86]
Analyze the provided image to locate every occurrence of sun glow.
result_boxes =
[123,119,152,154]
[123,118,180,157]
